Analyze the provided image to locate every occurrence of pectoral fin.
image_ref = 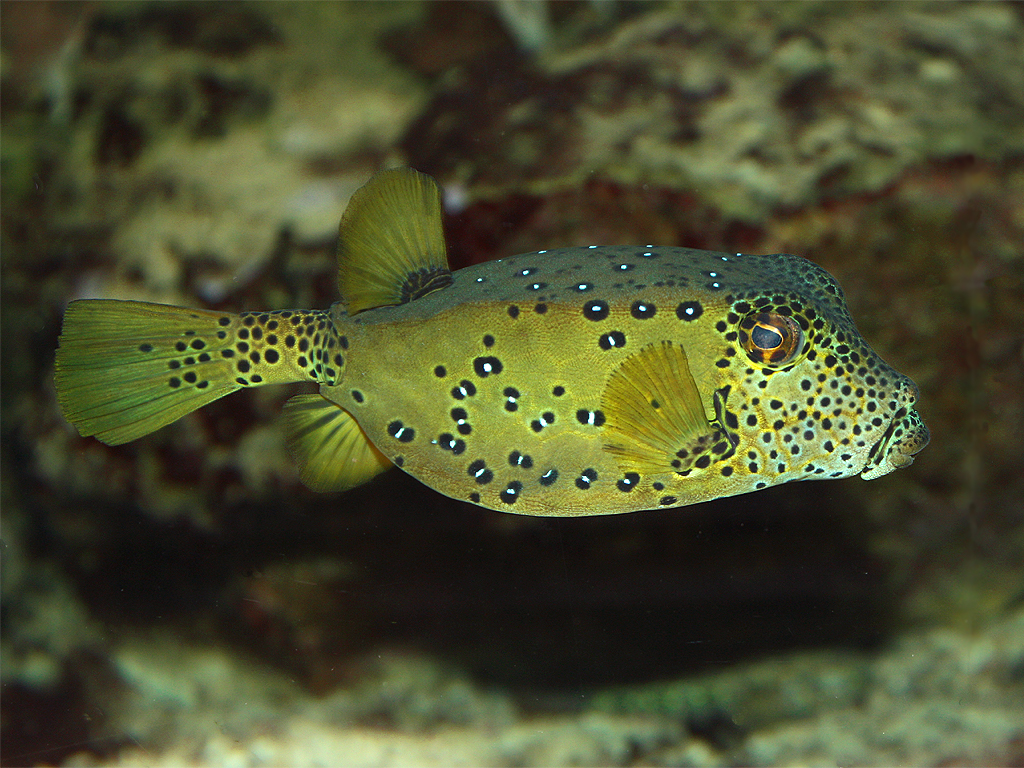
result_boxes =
[600,341,719,475]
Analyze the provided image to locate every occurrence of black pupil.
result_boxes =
[751,323,784,350]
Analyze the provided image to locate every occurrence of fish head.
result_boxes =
[705,253,929,488]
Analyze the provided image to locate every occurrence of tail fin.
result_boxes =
[55,300,333,445]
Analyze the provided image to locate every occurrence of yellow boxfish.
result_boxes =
[55,168,929,515]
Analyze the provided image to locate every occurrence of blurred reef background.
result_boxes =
[2,1,1023,765]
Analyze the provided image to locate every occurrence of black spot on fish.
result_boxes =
[503,387,520,412]
[676,301,703,321]
[576,409,606,427]
[616,472,640,492]
[583,300,609,321]
[387,420,415,442]
[508,450,533,468]
[439,433,465,455]
[451,407,471,435]
[630,301,656,319]
[474,356,502,377]
[598,331,626,350]
[500,481,522,504]
[451,380,476,400]
[576,468,597,489]
[468,459,493,485]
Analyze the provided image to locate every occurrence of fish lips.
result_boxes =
[860,406,930,480]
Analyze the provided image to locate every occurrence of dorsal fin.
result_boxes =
[337,168,453,314]
[600,341,717,475]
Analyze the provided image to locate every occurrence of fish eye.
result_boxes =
[739,312,803,366]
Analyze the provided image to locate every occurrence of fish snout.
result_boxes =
[860,405,929,480]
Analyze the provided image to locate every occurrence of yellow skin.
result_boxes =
[55,169,929,516]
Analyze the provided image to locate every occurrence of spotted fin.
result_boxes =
[282,394,392,492]
[337,168,453,314]
[56,300,251,445]
[601,341,715,475]
[55,300,318,445]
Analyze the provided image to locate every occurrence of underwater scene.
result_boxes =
[2,2,1022,765]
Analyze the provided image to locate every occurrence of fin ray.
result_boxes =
[283,394,392,492]
[337,168,452,314]
[600,341,715,475]
[55,301,246,444]
[54,300,314,445]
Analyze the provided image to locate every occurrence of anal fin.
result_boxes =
[337,168,453,314]
[282,394,392,492]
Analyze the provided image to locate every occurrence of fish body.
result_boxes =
[55,169,929,515]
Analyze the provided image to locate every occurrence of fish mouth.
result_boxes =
[860,406,930,480]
